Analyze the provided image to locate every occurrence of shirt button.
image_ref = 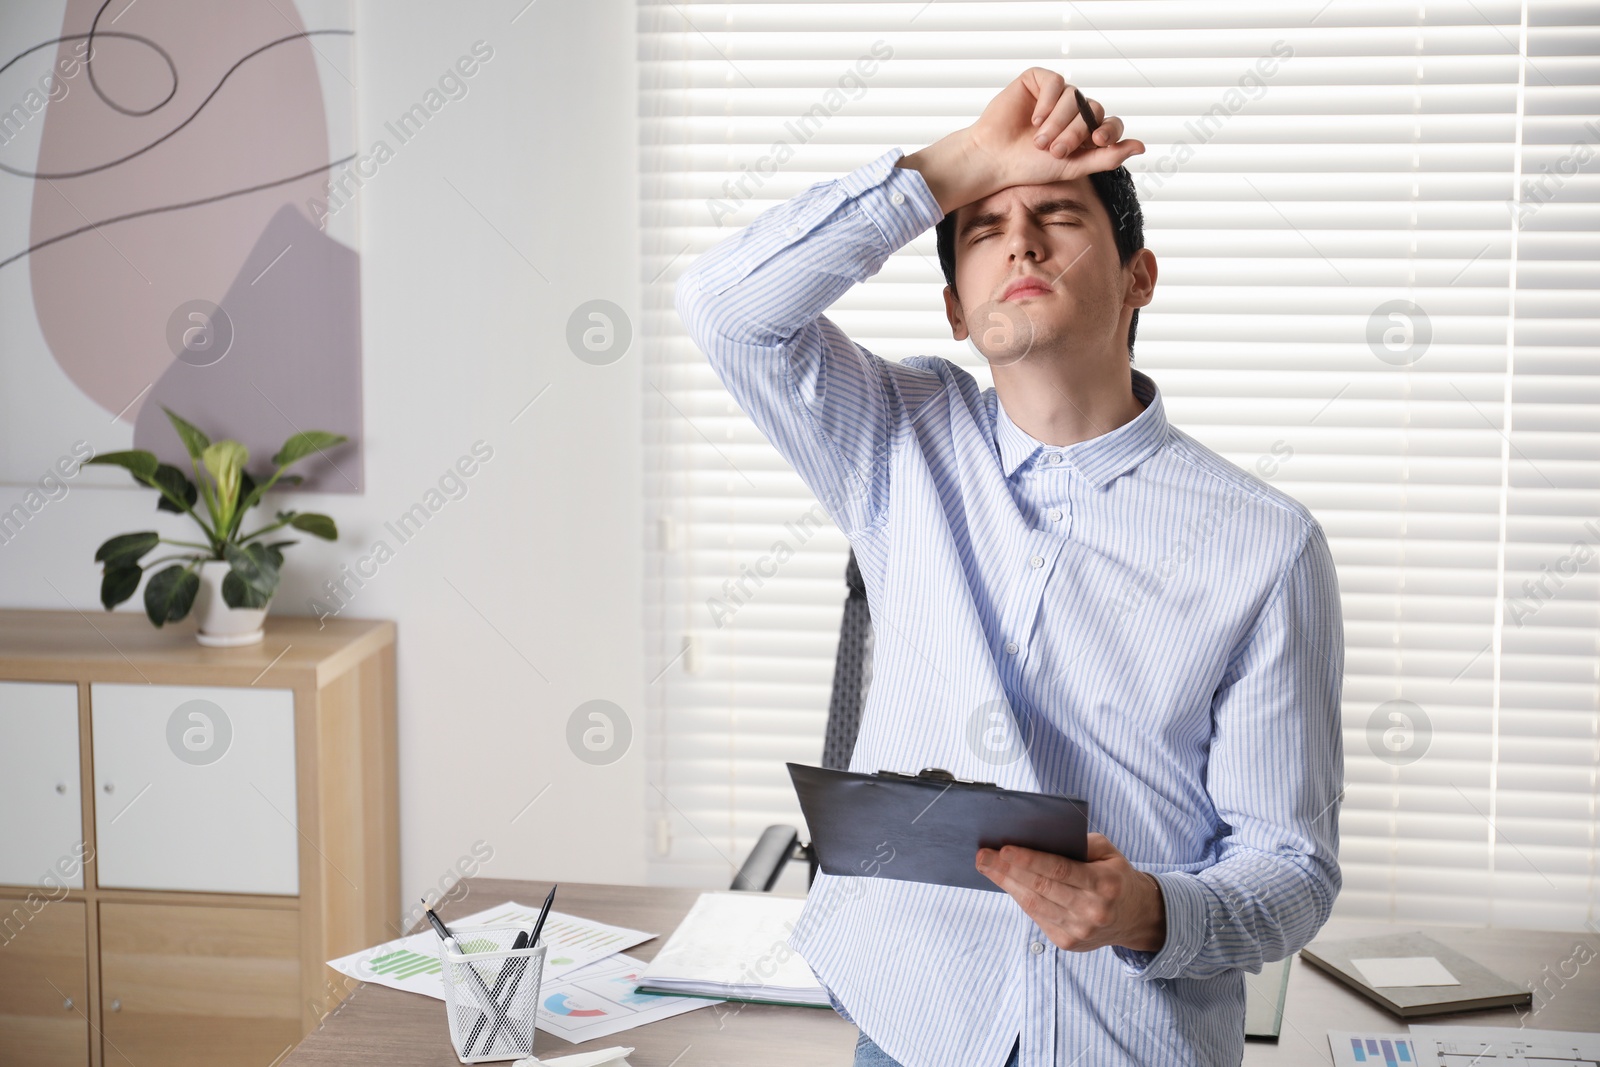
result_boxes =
[1048,508,1062,522]
[1049,453,1062,465]
[890,191,906,205]
[1030,941,1045,955]
[1030,555,1044,568]
[787,225,800,236]
[1005,641,1019,655]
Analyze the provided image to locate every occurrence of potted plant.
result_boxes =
[88,407,345,646]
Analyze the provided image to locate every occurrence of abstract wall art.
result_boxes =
[0,0,362,492]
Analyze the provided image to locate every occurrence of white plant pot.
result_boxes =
[193,559,270,647]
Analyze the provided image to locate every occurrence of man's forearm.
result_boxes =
[893,130,998,218]
[1123,870,1167,954]
[676,150,942,349]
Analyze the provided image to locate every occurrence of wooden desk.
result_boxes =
[282,878,857,1066]
[1244,918,1599,1064]
[284,879,1600,1066]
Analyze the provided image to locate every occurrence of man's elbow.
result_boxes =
[1280,851,1341,962]
[672,265,709,348]
[673,264,747,358]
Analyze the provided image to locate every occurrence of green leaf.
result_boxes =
[152,464,199,514]
[220,467,261,538]
[143,564,200,626]
[237,468,257,509]
[202,440,248,502]
[163,408,211,462]
[262,540,295,570]
[95,531,158,567]
[100,564,142,610]
[272,430,347,469]
[85,450,159,482]
[289,512,337,540]
[222,569,272,609]
[223,541,280,601]
[202,440,248,537]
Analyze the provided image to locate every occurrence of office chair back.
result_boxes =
[730,547,872,891]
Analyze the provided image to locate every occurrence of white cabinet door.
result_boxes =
[91,684,299,895]
[0,682,84,888]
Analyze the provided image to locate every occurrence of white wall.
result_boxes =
[0,0,648,912]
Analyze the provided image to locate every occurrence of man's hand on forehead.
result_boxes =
[896,67,1143,219]
[970,68,1144,193]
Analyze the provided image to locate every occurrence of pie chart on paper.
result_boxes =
[544,992,609,1018]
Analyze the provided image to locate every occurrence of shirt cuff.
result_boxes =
[839,147,947,251]
[1112,870,1209,981]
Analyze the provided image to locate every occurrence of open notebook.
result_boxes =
[634,891,830,1008]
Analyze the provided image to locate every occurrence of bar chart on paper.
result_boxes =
[1328,1032,1432,1067]
[366,948,441,980]
[326,902,657,1000]
[471,906,635,969]
[1349,1037,1421,1066]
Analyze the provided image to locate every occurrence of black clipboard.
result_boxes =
[787,763,1090,893]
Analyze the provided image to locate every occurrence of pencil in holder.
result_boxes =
[436,921,547,1063]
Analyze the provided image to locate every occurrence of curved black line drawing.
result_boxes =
[0,153,357,272]
[0,0,357,272]
[82,0,179,117]
[0,22,354,179]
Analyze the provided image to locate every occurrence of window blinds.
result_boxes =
[637,0,1600,928]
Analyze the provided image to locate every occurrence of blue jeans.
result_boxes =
[854,1031,1020,1067]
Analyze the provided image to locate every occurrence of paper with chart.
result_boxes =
[537,953,723,1044]
[326,901,656,1001]
[1330,1026,1600,1067]
[1409,1025,1600,1067]
[1328,1030,1438,1067]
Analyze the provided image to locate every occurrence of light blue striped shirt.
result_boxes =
[674,147,1345,1067]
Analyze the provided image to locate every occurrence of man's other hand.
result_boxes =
[975,833,1167,954]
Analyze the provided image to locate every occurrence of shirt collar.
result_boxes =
[991,368,1169,489]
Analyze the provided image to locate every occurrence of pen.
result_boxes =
[480,928,535,1054]
[481,887,555,1054]
[424,904,454,945]
[424,901,505,1052]
[1072,86,1100,140]
[463,928,529,1056]
[529,884,557,947]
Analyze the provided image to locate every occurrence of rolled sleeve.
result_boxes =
[1112,870,1213,979]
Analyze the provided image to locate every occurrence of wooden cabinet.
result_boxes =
[0,899,88,1066]
[0,612,398,1067]
[99,902,301,1067]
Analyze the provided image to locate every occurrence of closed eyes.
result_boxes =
[971,220,1076,244]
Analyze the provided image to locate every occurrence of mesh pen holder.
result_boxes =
[436,921,547,1063]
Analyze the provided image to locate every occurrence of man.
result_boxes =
[674,68,1344,1067]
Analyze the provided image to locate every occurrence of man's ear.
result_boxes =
[944,285,969,342]
[1124,248,1157,310]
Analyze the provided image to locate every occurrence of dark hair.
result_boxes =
[935,166,1144,359]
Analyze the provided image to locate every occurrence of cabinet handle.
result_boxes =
[103,782,114,794]
[109,998,121,1012]
[63,997,73,1010]
[56,782,68,795]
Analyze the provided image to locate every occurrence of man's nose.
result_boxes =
[1006,223,1047,261]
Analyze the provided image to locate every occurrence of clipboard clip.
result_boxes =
[874,767,998,788]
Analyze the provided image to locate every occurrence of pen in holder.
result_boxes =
[435,921,546,1063]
